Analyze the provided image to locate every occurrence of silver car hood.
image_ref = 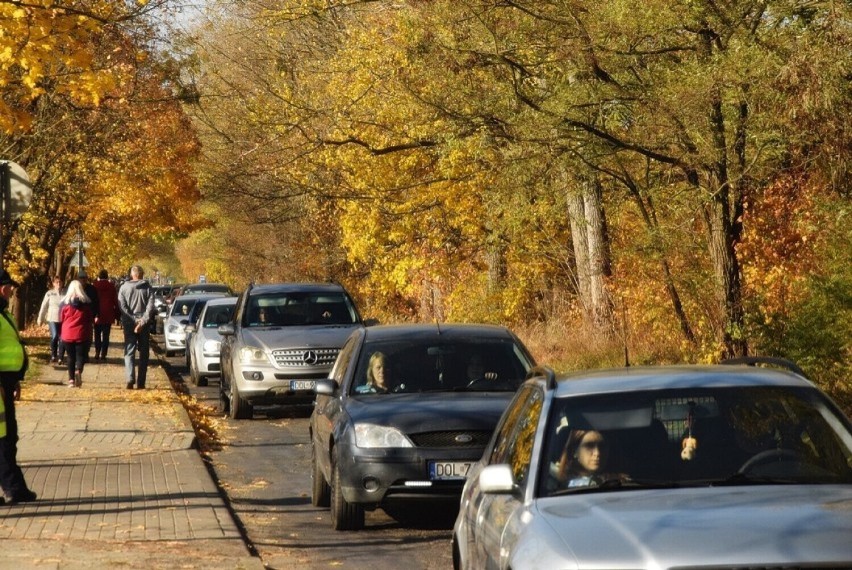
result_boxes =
[537,485,852,567]
[241,324,360,351]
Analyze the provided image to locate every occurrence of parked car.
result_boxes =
[310,323,536,530]
[452,359,852,570]
[153,284,182,333]
[163,293,229,357]
[185,296,237,386]
[218,282,366,420]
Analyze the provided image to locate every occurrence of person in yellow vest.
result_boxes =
[0,269,36,505]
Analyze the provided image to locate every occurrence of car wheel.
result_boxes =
[218,382,230,415]
[311,443,330,508]
[330,456,364,530]
[229,381,253,420]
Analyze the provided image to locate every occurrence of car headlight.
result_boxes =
[239,345,269,364]
[354,423,414,448]
[202,340,221,353]
[167,324,182,333]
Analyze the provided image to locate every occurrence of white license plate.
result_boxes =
[289,380,316,391]
[429,461,472,480]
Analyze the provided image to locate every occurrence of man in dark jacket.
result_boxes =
[118,265,155,390]
[0,270,36,505]
[92,269,119,360]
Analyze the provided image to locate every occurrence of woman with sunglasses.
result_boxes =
[556,429,622,488]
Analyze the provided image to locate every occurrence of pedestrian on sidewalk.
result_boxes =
[118,265,155,390]
[93,269,119,361]
[0,269,37,505]
[60,280,94,388]
[77,270,99,363]
[37,275,66,364]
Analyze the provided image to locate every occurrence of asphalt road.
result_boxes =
[153,337,456,570]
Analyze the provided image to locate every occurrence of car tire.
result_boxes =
[189,355,207,386]
[218,382,230,415]
[311,444,330,508]
[229,382,253,420]
[330,456,364,530]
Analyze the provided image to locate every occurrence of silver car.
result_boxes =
[218,282,366,419]
[185,296,237,386]
[163,293,228,357]
[453,359,852,570]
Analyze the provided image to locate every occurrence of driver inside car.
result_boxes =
[356,352,392,394]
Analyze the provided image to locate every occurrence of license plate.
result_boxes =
[429,461,472,480]
[289,380,316,391]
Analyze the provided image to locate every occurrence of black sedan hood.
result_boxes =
[346,392,515,434]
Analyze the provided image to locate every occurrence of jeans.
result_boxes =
[48,321,63,360]
[94,322,112,358]
[123,321,150,387]
[65,341,85,380]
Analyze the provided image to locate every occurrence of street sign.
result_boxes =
[69,253,89,268]
[0,161,33,220]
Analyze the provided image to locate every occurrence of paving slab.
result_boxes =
[0,345,263,570]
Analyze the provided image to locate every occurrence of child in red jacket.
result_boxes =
[60,280,94,387]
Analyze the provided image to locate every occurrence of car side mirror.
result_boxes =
[217,322,235,336]
[184,323,196,333]
[314,378,339,396]
[363,318,380,327]
[479,464,520,496]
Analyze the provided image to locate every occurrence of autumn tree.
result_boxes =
[1,0,206,320]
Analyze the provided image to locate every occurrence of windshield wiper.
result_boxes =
[711,473,801,486]
[549,478,676,496]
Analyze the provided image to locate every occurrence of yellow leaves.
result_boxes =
[0,1,133,133]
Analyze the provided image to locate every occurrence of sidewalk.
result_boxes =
[0,348,263,570]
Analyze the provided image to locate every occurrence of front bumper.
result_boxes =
[335,442,483,506]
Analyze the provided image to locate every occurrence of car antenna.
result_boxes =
[434,318,442,335]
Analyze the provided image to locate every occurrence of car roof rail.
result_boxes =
[526,365,557,390]
[721,356,808,379]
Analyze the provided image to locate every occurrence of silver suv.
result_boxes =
[218,282,366,419]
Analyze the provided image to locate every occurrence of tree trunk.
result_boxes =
[583,177,613,330]
[567,174,613,332]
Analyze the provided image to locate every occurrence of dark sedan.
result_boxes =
[310,323,536,530]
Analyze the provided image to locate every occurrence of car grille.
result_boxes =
[408,430,492,448]
[271,348,339,367]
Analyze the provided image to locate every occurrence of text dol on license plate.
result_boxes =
[429,461,472,480]
[289,380,316,391]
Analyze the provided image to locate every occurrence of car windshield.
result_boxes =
[349,339,532,395]
[171,299,196,318]
[244,292,358,327]
[203,304,234,328]
[538,386,852,496]
[188,300,210,322]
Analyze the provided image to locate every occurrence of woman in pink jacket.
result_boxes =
[60,280,94,387]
